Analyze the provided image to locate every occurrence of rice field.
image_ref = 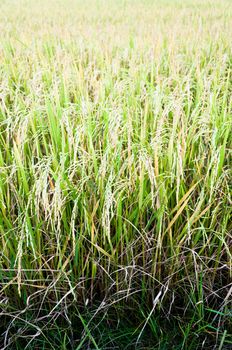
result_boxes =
[0,0,231,348]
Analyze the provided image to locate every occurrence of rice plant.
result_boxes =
[0,0,231,348]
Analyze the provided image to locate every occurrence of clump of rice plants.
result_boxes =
[0,0,231,348]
